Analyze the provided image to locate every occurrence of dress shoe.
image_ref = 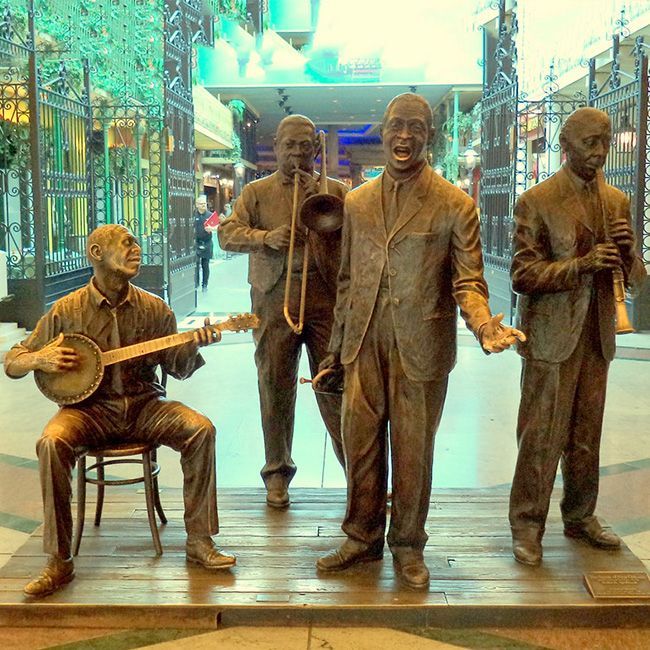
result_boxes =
[392,548,430,589]
[266,487,289,509]
[511,527,543,566]
[186,536,236,570]
[564,519,621,549]
[265,476,290,509]
[316,539,384,572]
[24,556,75,597]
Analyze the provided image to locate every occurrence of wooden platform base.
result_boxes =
[0,488,648,629]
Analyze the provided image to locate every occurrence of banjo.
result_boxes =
[34,313,259,405]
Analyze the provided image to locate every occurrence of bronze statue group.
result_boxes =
[4,94,645,597]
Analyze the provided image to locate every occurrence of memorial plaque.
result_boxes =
[584,572,650,599]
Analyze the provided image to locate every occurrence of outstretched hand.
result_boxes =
[479,313,526,354]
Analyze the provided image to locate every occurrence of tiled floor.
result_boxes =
[0,250,648,649]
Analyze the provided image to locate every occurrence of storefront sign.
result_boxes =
[193,86,233,150]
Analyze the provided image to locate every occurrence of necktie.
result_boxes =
[385,180,400,233]
[584,180,604,240]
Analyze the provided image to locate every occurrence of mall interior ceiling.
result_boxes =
[216,84,482,147]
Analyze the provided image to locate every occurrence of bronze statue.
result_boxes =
[4,224,235,597]
[316,93,524,589]
[218,115,348,508]
[508,106,647,566]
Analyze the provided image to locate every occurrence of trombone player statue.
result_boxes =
[218,115,348,508]
[508,106,647,566]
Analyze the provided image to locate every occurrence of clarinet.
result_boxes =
[596,172,634,334]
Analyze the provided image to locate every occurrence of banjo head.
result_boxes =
[35,333,104,405]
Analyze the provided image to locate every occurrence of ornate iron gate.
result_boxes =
[163,0,206,314]
[480,4,519,319]
[0,4,35,287]
[91,102,166,267]
[1,2,92,326]
[589,35,650,328]
[39,60,93,279]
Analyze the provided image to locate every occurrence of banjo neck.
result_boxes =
[100,315,257,367]
[101,330,196,367]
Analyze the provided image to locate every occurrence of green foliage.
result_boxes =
[31,0,164,104]
[432,102,481,179]
[225,130,241,161]
[0,121,30,169]
[211,0,247,20]
[228,98,245,121]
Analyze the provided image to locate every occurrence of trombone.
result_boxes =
[283,130,344,334]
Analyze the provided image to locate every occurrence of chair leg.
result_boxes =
[73,455,87,557]
[143,451,163,555]
[151,448,167,525]
[94,455,105,526]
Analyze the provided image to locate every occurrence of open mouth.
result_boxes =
[393,145,411,161]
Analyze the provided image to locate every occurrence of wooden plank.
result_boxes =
[1,487,648,629]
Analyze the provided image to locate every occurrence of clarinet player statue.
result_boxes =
[508,106,647,566]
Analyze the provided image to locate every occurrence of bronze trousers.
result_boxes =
[37,396,219,558]
[341,290,448,552]
[251,271,344,487]
[509,300,609,534]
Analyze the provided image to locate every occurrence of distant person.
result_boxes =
[219,115,347,509]
[219,202,233,224]
[194,195,213,292]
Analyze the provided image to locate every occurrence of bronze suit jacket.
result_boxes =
[218,171,348,293]
[329,165,493,382]
[511,165,646,363]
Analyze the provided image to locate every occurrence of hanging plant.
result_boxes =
[228,99,245,122]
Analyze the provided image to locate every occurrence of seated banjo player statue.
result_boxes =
[3,224,251,597]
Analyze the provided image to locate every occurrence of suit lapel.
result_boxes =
[388,165,432,241]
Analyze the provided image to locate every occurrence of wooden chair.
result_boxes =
[73,442,167,556]
[72,373,168,556]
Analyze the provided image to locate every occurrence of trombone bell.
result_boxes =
[300,194,344,232]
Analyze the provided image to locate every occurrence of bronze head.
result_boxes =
[381,93,434,179]
[274,114,319,177]
[560,107,611,181]
[86,224,142,281]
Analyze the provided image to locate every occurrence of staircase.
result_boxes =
[0,322,26,361]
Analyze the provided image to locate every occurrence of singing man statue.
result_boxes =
[508,106,646,566]
[218,115,347,508]
[317,93,524,589]
[4,224,235,597]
